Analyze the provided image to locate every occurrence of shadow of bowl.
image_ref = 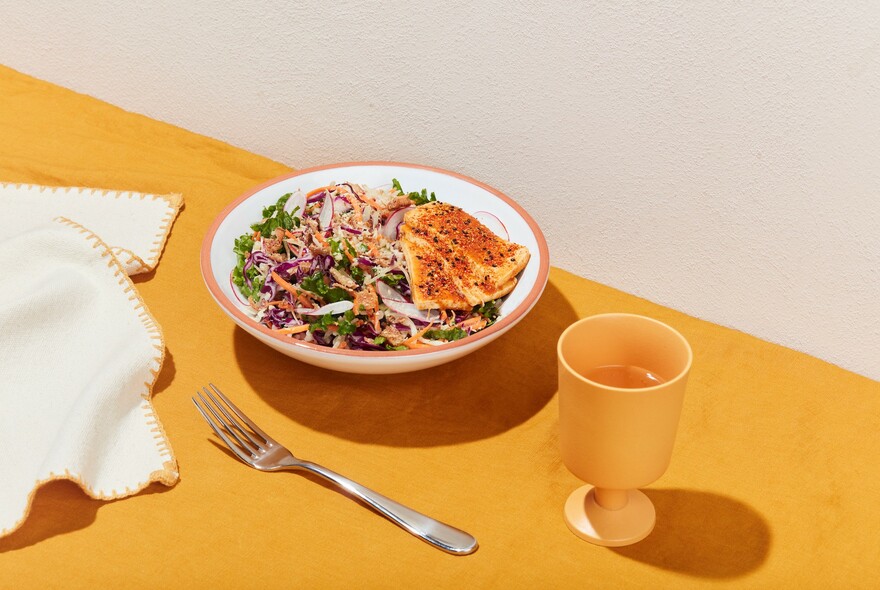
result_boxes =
[611,488,772,578]
[234,280,577,447]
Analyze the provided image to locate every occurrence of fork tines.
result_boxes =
[192,383,270,464]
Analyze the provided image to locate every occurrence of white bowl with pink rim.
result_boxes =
[200,161,550,374]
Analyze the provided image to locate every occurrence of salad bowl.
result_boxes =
[200,162,550,374]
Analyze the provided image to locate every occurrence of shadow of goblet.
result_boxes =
[610,488,771,578]
[235,280,577,448]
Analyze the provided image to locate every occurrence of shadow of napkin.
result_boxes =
[0,480,173,553]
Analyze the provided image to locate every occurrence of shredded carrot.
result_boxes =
[345,193,362,217]
[265,300,285,306]
[460,316,484,329]
[271,271,299,296]
[306,185,334,198]
[358,192,381,209]
[364,286,381,332]
[404,325,433,348]
[312,229,329,247]
[284,229,297,239]
[338,183,372,206]
[274,324,310,335]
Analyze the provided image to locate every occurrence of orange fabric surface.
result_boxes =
[1,64,878,588]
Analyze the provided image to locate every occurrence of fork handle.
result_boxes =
[290,460,478,555]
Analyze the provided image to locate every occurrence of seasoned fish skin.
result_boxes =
[399,224,471,309]
[400,202,530,310]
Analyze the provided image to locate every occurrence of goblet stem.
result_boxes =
[594,488,629,511]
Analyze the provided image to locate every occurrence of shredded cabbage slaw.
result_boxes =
[231,180,501,351]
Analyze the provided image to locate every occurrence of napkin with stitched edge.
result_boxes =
[0,182,182,538]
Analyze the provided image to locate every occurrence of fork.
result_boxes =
[192,383,478,555]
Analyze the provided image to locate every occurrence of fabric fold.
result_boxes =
[0,183,182,537]
[1,182,182,274]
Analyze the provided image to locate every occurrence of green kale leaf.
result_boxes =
[424,327,468,341]
[392,178,437,206]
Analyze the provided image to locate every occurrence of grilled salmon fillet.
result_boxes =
[399,202,530,310]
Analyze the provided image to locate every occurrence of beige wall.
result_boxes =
[3,1,878,380]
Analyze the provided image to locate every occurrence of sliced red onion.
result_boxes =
[376,280,439,322]
[296,300,354,316]
[284,190,307,218]
[307,191,326,203]
[472,211,509,240]
[381,206,413,240]
[318,193,334,230]
[228,271,248,305]
[241,263,253,288]
[341,226,362,235]
[345,185,367,205]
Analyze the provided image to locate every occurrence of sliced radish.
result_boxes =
[381,206,413,241]
[375,280,439,322]
[318,193,334,230]
[284,189,307,218]
[473,210,509,240]
[384,299,440,323]
[334,196,353,213]
[296,300,354,316]
[375,280,407,303]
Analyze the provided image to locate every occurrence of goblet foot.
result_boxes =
[564,485,655,547]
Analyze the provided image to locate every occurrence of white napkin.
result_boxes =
[0,183,183,537]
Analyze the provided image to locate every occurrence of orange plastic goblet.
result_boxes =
[557,313,692,546]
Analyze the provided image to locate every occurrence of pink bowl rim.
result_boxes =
[200,161,551,358]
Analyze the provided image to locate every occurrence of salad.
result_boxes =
[231,180,502,351]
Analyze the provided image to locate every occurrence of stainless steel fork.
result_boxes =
[193,383,478,555]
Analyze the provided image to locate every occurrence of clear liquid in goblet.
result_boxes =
[582,364,666,389]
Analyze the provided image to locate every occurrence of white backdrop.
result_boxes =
[2,1,878,380]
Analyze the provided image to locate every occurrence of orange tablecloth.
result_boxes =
[1,64,878,588]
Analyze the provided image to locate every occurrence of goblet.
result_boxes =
[557,313,692,546]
